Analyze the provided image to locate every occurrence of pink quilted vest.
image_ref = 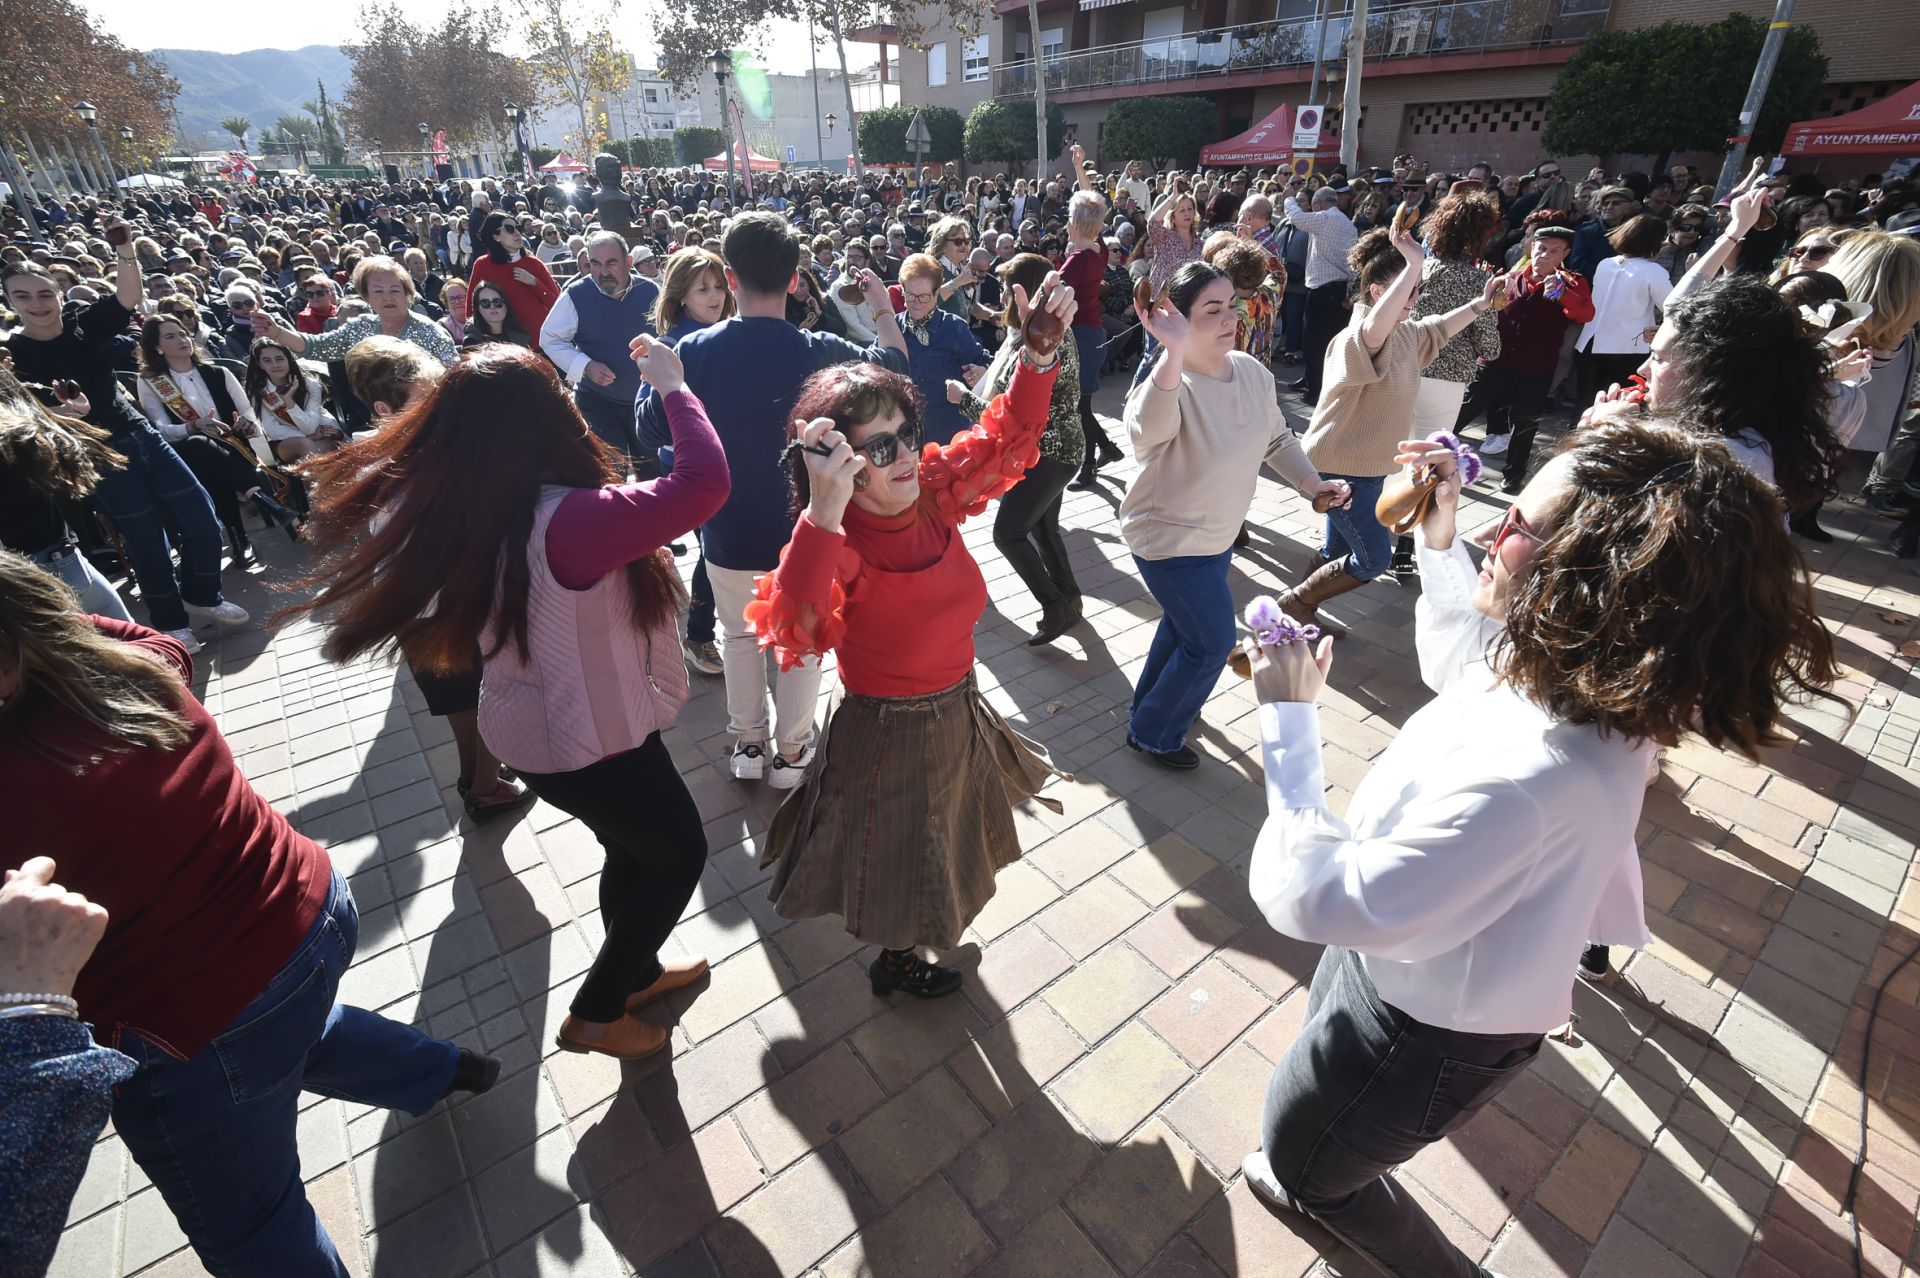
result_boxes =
[478,486,689,774]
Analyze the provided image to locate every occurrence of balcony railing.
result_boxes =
[992,0,1608,98]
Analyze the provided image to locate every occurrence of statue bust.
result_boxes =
[591,151,638,245]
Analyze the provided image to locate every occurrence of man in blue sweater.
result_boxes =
[636,211,908,789]
[541,230,663,464]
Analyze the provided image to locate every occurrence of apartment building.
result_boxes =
[867,0,1919,174]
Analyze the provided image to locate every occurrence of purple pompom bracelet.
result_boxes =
[1426,430,1482,485]
[1245,596,1320,646]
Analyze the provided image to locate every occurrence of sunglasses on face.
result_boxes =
[477,298,507,309]
[1675,224,1705,235]
[1488,504,1546,557]
[1789,243,1834,261]
[791,417,925,470]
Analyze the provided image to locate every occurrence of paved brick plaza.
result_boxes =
[48,380,1920,1278]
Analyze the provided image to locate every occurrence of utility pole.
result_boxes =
[1305,0,1327,106]
[810,17,826,169]
[1339,0,1366,171]
[1028,0,1048,181]
[1714,0,1796,199]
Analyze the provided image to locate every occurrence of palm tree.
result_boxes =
[219,116,251,150]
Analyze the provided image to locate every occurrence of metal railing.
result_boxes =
[992,0,1608,98]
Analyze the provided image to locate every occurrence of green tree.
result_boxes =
[674,125,723,165]
[520,1,633,154]
[1543,14,1827,168]
[857,104,964,166]
[220,115,252,149]
[342,1,538,153]
[647,136,676,166]
[1099,96,1214,170]
[964,98,1065,172]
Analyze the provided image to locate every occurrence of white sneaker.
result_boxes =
[166,627,206,654]
[1480,433,1510,456]
[766,745,814,790]
[184,599,250,626]
[1240,1151,1298,1212]
[730,741,767,781]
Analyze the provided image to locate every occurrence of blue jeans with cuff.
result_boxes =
[111,871,460,1278]
[1129,549,1236,754]
[90,423,225,632]
[1319,472,1392,583]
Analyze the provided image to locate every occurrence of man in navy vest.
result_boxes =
[539,230,662,466]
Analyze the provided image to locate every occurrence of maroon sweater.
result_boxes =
[1,620,329,1059]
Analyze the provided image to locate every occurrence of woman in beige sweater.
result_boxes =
[1284,228,1506,629]
[1121,260,1349,770]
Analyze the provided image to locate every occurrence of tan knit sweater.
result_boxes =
[1301,304,1453,478]
[1120,351,1321,560]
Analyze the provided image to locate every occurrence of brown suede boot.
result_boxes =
[1278,556,1366,635]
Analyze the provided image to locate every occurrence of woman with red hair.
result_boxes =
[746,277,1076,999]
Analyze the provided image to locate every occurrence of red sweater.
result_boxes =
[747,360,1057,696]
[0,620,329,1059]
[466,252,561,348]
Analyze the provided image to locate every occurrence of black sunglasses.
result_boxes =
[476,298,507,308]
[789,417,925,470]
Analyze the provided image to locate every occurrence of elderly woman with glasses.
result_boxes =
[926,215,985,323]
[891,254,990,445]
[746,279,1075,1002]
[250,254,456,366]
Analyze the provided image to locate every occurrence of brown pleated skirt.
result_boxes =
[762,670,1063,950]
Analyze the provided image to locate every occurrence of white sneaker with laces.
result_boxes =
[1480,433,1510,456]
[730,741,767,781]
[766,745,814,790]
[184,599,250,626]
[166,627,206,654]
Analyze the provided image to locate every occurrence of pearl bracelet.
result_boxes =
[0,991,78,1012]
[0,1003,78,1020]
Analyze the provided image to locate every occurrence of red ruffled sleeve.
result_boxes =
[743,514,868,670]
[919,358,1060,524]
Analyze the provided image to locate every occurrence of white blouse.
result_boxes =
[1250,532,1654,1036]
[1575,256,1673,355]
[137,366,258,443]
[250,381,340,443]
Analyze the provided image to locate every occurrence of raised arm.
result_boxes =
[1359,230,1429,352]
[1668,188,1766,307]
[1124,290,1189,453]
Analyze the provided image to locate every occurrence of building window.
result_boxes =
[963,35,989,82]
[644,88,659,103]
[1040,26,1064,61]
[928,41,948,86]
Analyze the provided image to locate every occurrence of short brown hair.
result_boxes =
[1204,236,1271,293]
[350,254,415,302]
[1608,214,1668,259]
[1423,192,1503,261]
[1496,417,1839,759]
[346,336,442,412]
[897,252,944,292]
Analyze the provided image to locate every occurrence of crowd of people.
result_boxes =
[3,136,1917,1278]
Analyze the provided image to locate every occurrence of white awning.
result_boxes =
[1080,0,1132,10]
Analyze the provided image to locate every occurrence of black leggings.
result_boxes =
[172,435,272,532]
[1077,394,1115,459]
[993,455,1080,608]
[515,732,707,1021]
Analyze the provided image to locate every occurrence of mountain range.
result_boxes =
[151,44,352,149]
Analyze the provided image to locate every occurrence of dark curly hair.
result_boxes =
[1346,227,1404,306]
[1661,275,1846,511]
[783,362,925,519]
[1423,192,1502,262]
[1496,417,1840,760]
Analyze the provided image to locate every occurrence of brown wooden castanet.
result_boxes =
[1023,288,1066,358]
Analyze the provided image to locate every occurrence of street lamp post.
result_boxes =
[710,51,734,202]
[119,124,137,178]
[71,101,115,194]
[372,136,384,180]
[503,103,530,180]
[418,121,431,179]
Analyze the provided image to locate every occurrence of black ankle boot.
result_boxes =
[869,949,962,998]
[1068,458,1099,491]
[1028,596,1078,646]
[1097,439,1124,466]
[225,525,252,566]
[1789,508,1834,544]
[251,489,302,541]
[1893,519,1920,560]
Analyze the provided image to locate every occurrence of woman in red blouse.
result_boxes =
[746,278,1077,999]
[466,212,561,350]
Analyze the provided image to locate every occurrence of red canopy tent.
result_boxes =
[1199,104,1340,168]
[703,141,782,173]
[539,151,589,173]
[1783,80,1920,158]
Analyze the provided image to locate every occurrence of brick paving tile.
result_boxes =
[50,409,1920,1278]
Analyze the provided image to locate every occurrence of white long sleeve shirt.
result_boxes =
[250,383,340,443]
[537,285,594,384]
[136,366,257,443]
[1249,533,1654,1036]
[1283,196,1358,290]
[1575,256,1672,355]
[828,274,880,344]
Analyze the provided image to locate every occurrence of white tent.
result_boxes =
[116,172,186,190]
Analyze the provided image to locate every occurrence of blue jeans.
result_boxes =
[32,541,133,621]
[1130,332,1162,391]
[1320,473,1392,583]
[112,872,460,1278]
[1072,325,1105,399]
[89,423,224,632]
[688,527,716,645]
[1130,550,1236,754]
[576,385,636,456]
[1280,289,1308,358]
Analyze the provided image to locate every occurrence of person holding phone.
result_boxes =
[1239,417,1839,1278]
[746,278,1074,1001]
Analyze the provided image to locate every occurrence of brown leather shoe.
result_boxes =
[554,1014,669,1060]
[1277,556,1366,636]
[624,955,711,1012]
